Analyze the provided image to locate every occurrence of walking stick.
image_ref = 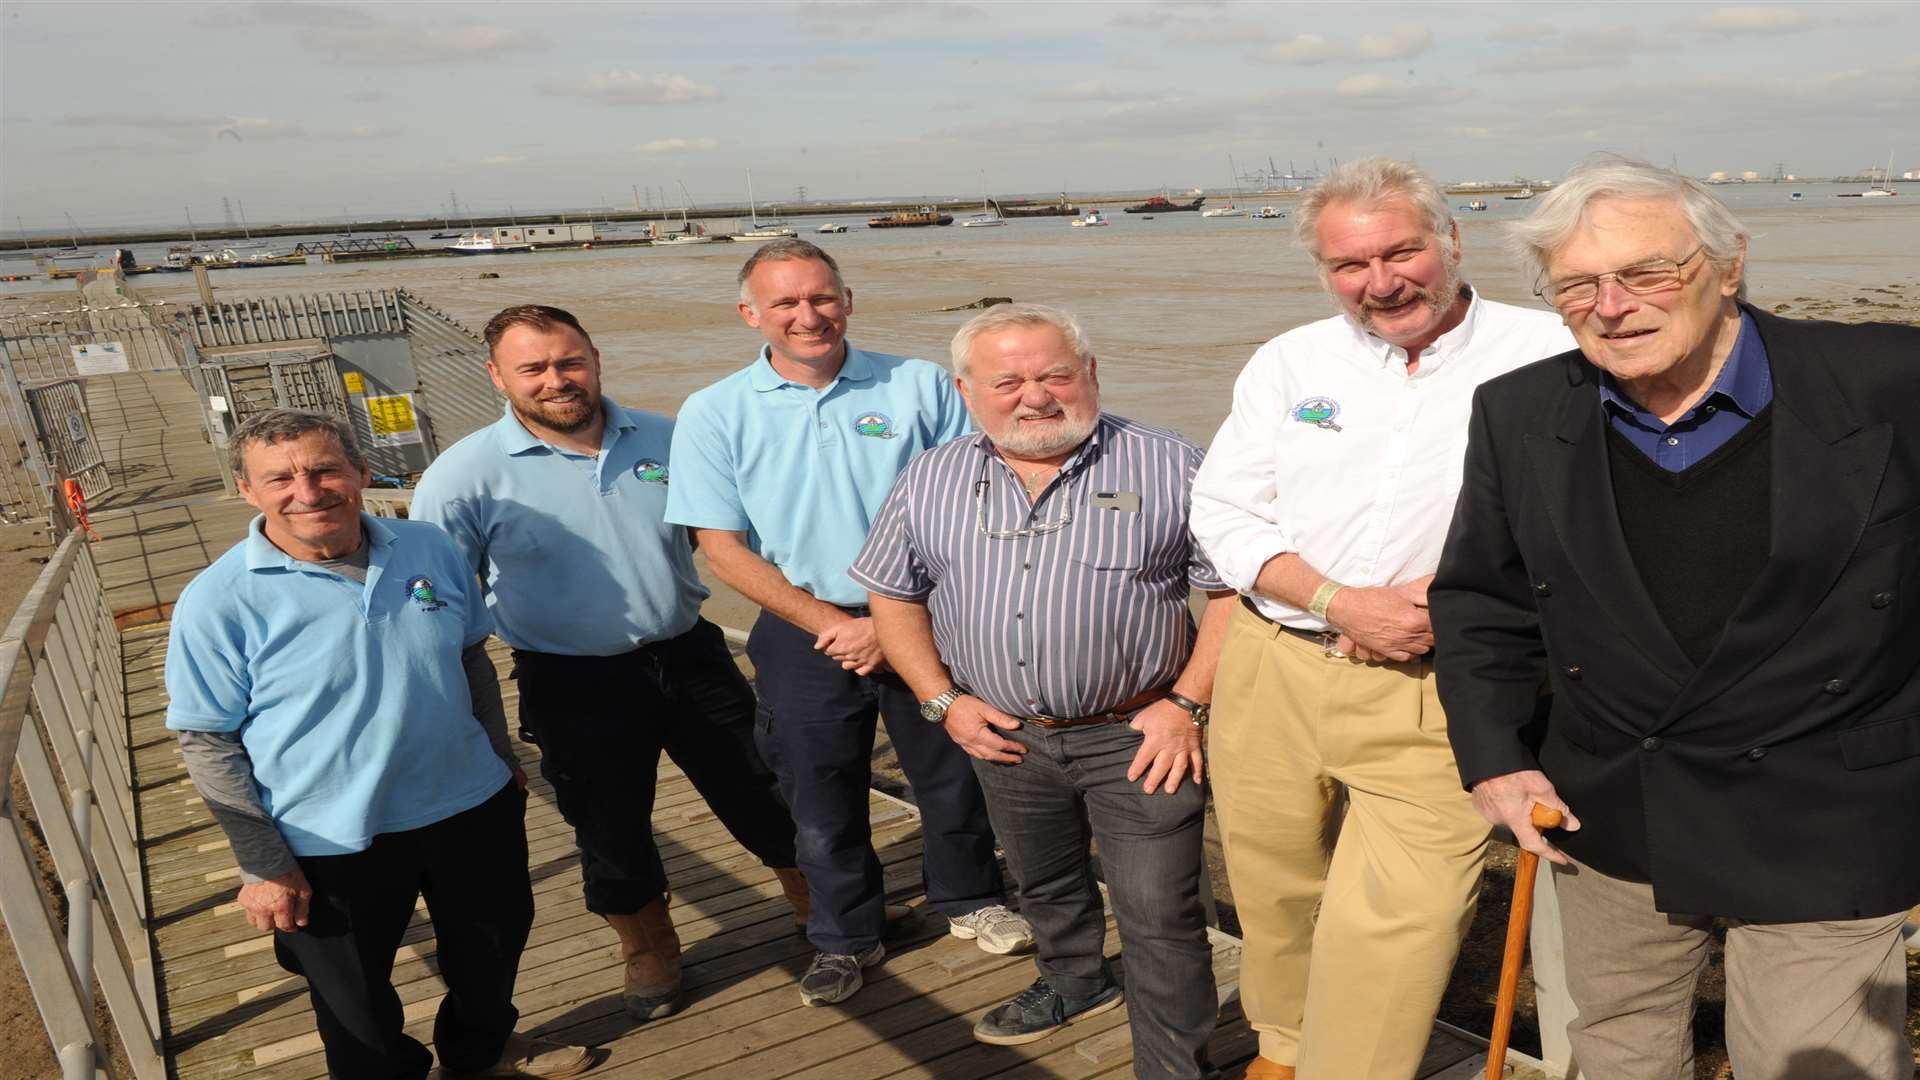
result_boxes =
[1486,804,1565,1080]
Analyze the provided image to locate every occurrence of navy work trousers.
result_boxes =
[273,781,532,1080]
[747,608,1006,954]
[512,617,799,915]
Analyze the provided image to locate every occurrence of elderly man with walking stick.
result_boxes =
[1433,154,1920,1080]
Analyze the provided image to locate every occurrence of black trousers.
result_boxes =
[746,609,1005,954]
[512,617,798,915]
[273,782,532,1080]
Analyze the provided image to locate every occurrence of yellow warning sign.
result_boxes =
[341,371,366,394]
[363,393,423,446]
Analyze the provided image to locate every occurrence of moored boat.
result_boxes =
[1069,210,1109,228]
[1123,194,1205,214]
[867,207,954,228]
[447,232,533,254]
[1252,205,1286,219]
[816,223,849,233]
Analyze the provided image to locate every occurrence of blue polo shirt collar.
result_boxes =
[494,400,637,456]
[243,513,394,573]
[747,343,876,392]
[1600,310,1769,428]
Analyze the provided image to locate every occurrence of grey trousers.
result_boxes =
[1553,858,1912,1080]
[970,720,1218,1080]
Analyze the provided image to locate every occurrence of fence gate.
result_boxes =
[23,379,113,500]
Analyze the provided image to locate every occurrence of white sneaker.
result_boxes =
[948,904,1035,955]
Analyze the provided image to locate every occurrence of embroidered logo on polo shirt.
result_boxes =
[404,576,447,611]
[1290,396,1343,432]
[853,412,898,439]
[633,459,669,483]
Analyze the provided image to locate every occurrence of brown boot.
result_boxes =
[774,867,810,934]
[1237,1058,1295,1080]
[603,898,681,1020]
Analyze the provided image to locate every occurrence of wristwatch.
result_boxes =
[1163,690,1210,728]
[919,687,966,723]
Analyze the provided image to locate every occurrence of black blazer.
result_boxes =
[1432,305,1920,922]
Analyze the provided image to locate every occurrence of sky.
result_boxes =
[1,0,1916,230]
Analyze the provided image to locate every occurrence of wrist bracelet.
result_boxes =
[1307,580,1345,622]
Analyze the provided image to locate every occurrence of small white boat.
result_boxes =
[447,233,532,254]
[1070,210,1109,228]
[1461,200,1489,212]
[1201,204,1245,218]
[1790,192,1804,201]
[653,232,716,246]
[1505,187,1535,200]
[735,168,798,239]
[816,223,848,233]
[1252,206,1286,219]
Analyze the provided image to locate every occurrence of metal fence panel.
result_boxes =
[24,380,112,500]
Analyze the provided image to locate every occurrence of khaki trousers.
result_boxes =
[1211,602,1490,1079]
[1554,858,1913,1080]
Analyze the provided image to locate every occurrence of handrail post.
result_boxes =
[67,727,94,1017]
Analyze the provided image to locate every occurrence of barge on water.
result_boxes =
[867,206,955,228]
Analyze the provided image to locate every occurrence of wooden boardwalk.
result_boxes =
[124,612,1500,1079]
[72,368,1506,1077]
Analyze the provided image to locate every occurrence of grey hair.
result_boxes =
[736,238,848,308]
[949,302,1094,383]
[1294,157,1457,262]
[1509,153,1748,301]
[229,409,365,480]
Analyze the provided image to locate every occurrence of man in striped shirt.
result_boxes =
[852,304,1236,1079]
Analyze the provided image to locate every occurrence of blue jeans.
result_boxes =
[747,609,1006,954]
[972,720,1217,1080]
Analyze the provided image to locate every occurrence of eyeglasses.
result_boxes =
[973,461,1078,540]
[1536,245,1704,310]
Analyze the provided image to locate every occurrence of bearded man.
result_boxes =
[412,305,804,1022]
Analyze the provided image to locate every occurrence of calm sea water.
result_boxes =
[6,183,1915,449]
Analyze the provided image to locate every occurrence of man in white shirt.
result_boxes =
[1190,158,1574,1080]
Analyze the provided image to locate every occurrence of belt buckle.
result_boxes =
[1314,630,1345,659]
[1026,713,1063,729]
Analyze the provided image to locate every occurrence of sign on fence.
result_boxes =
[363,393,423,446]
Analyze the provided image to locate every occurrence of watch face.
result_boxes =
[919,702,944,722]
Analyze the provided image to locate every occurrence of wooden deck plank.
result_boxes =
[125,586,1484,1079]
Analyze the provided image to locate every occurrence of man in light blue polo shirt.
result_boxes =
[666,239,1029,1008]
[165,409,590,1080]
[411,305,802,1023]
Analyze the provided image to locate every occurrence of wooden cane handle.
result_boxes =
[1530,805,1564,830]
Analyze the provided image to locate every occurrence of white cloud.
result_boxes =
[480,155,526,166]
[1252,23,1432,65]
[345,89,386,104]
[1030,80,1149,103]
[1355,24,1433,61]
[61,112,307,141]
[634,138,719,153]
[1253,32,1345,65]
[1672,6,1812,35]
[1480,29,1675,74]
[810,58,870,73]
[291,19,549,65]
[63,112,234,128]
[1490,22,1558,43]
[1172,26,1266,46]
[1445,125,1494,139]
[540,71,720,106]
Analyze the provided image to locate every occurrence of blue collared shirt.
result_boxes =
[411,399,707,655]
[164,515,508,856]
[664,343,973,606]
[1600,311,1773,471]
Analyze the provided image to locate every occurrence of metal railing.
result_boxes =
[0,533,164,1079]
